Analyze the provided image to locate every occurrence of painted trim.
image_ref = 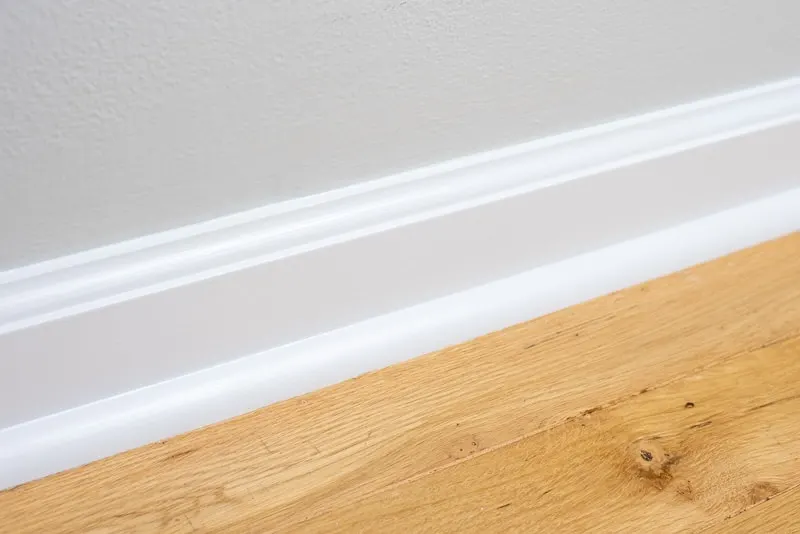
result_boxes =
[1,78,799,488]
[2,77,799,331]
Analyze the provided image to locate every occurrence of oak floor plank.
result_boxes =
[701,484,800,533]
[291,336,800,533]
[0,233,798,533]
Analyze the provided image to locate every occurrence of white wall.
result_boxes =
[2,0,799,269]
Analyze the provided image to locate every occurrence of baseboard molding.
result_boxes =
[1,78,799,489]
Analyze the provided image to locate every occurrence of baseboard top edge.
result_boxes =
[1,77,799,331]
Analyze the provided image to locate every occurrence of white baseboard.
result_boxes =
[1,78,799,489]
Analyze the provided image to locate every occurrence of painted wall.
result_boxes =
[2,0,799,269]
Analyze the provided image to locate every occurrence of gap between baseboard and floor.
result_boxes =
[1,77,799,489]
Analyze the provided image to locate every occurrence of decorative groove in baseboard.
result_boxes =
[2,77,799,334]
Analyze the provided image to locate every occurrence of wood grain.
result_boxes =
[702,484,800,533]
[0,232,798,533]
[292,335,800,533]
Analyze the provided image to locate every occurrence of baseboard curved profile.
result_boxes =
[1,77,799,489]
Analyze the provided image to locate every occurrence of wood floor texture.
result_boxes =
[1,232,799,533]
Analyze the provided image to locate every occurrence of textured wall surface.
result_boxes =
[2,0,799,268]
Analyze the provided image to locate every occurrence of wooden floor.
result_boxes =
[1,233,799,533]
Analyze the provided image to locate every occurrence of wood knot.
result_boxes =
[630,439,678,485]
